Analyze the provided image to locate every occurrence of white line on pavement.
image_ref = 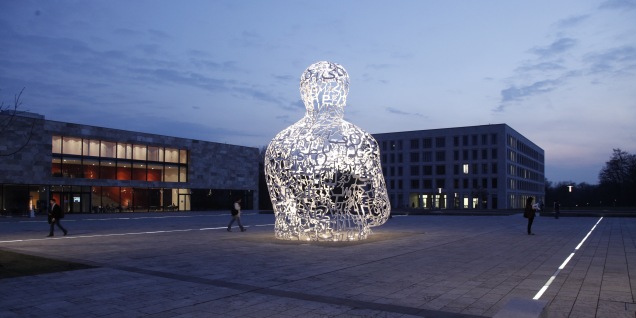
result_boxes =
[0,223,276,244]
[533,217,603,300]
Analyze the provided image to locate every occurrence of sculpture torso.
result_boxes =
[265,61,390,241]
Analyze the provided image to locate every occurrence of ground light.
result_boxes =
[533,217,604,300]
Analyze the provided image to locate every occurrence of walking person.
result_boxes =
[227,198,246,232]
[47,198,68,237]
[554,200,560,219]
[524,197,536,235]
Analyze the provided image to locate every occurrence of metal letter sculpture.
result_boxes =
[265,61,391,241]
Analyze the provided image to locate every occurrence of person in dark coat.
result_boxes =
[524,197,535,235]
[227,198,246,232]
[47,198,68,237]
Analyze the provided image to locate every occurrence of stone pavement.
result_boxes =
[0,212,634,317]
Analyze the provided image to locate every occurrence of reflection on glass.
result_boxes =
[62,137,82,155]
[101,141,116,158]
[165,165,178,182]
[83,158,99,179]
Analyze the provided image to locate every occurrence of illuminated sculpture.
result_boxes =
[264,61,391,241]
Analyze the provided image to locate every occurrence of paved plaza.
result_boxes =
[1,211,635,317]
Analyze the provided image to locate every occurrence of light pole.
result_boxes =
[567,185,573,209]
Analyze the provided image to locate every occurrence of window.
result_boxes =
[148,146,161,162]
[133,145,147,161]
[482,163,488,174]
[482,149,488,160]
[453,136,459,147]
[423,138,432,148]
[423,151,432,162]
[472,149,478,160]
[463,164,469,174]
[410,139,419,149]
[101,141,116,158]
[117,143,132,159]
[410,152,419,162]
[454,150,459,161]
[165,148,179,163]
[492,163,498,174]
[436,165,446,175]
[423,179,432,189]
[462,135,468,146]
[482,134,488,145]
[117,161,132,180]
[491,133,498,145]
[423,165,433,175]
[492,178,498,188]
[436,151,446,161]
[435,137,445,148]
[411,179,420,189]
[472,135,478,146]
[492,148,498,159]
[62,137,82,155]
[410,166,420,176]
[52,136,62,154]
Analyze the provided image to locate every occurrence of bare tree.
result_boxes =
[0,88,37,156]
[598,148,636,206]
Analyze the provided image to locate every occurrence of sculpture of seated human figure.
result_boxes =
[264,61,391,241]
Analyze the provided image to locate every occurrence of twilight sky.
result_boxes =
[1,0,635,185]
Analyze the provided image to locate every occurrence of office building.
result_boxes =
[0,111,259,215]
[373,124,544,210]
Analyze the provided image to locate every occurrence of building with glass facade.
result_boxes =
[0,111,259,216]
[372,124,544,210]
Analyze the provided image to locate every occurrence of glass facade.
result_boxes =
[52,136,188,182]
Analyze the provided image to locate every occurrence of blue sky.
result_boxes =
[1,0,635,185]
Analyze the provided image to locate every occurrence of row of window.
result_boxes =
[508,165,543,182]
[508,178,544,192]
[507,135,543,161]
[387,177,498,191]
[381,133,498,151]
[52,136,188,164]
[51,136,189,183]
[384,163,499,177]
[52,157,187,182]
[383,148,499,164]
[508,150,544,172]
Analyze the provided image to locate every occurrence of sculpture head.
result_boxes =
[300,61,349,116]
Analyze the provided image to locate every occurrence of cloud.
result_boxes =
[495,79,561,111]
[530,38,577,58]
[386,107,424,117]
[515,61,566,73]
[599,0,636,10]
[556,15,590,29]
[584,45,636,75]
